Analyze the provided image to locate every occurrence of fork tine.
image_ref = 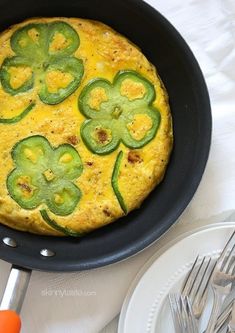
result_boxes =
[169,294,183,331]
[193,257,211,299]
[180,296,198,333]
[181,255,201,296]
[221,243,235,273]
[189,257,207,300]
[176,295,185,330]
[215,300,233,333]
[218,231,235,266]
[180,296,187,332]
[196,259,217,304]
[205,231,235,333]
[186,296,198,332]
[227,256,235,276]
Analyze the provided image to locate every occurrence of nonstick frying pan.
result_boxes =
[0,0,211,331]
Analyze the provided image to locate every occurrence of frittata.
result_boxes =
[0,17,173,236]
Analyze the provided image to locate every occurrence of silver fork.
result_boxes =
[215,300,233,333]
[169,294,198,333]
[205,230,235,333]
[181,255,216,320]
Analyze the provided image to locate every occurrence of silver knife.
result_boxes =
[228,301,235,333]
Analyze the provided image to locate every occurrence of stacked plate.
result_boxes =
[119,222,235,333]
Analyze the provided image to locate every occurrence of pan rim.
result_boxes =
[0,0,212,272]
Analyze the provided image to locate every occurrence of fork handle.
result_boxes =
[205,289,223,333]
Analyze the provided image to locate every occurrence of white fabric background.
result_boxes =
[0,0,235,332]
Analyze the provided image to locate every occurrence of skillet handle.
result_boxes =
[0,310,21,333]
[0,265,31,332]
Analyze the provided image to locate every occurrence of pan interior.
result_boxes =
[0,0,211,271]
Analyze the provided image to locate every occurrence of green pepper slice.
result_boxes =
[47,21,80,57]
[7,135,83,216]
[122,107,161,149]
[1,21,83,105]
[0,56,34,95]
[46,181,81,216]
[40,209,84,237]
[7,169,43,209]
[111,151,127,214]
[51,144,83,180]
[0,102,35,124]
[81,119,120,155]
[79,70,161,155]
[11,135,51,171]
[11,23,48,59]
[39,56,84,105]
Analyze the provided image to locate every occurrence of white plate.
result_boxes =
[118,222,235,333]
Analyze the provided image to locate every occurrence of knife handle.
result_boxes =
[0,310,21,333]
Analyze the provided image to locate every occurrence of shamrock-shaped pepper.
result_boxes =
[0,21,84,104]
[7,135,83,216]
[79,70,161,155]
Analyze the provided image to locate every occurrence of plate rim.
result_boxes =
[118,221,235,333]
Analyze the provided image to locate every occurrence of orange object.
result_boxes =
[0,310,21,333]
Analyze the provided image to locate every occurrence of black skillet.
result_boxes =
[0,0,211,330]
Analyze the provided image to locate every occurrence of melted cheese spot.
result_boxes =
[49,33,70,52]
[19,39,27,48]
[45,70,73,93]
[43,169,55,181]
[27,28,40,43]
[88,87,108,110]
[17,175,34,198]
[9,66,32,89]
[93,127,112,144]
[59,153,73,163]
[120,79,146,100]
[127,114,152,140]
[54,194,64,204]
[24,148,37,163]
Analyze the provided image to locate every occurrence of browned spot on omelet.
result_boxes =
[128,151,143,164]
[103,208,112,216]
[85,161,93,166]
[18,182,32,193]
[97,129,108,143]
[93,127,112,144]
[67,135,79,145]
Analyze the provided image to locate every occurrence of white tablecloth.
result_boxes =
[0,0,235,332]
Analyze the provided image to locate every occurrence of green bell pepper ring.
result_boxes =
[81,119,120,155]
[40,209,84,237]
[1,21,83,105]
[0,56,34,95]
[0,102,35,124]
[111,151,128,214]
[39,57,84,105]
[7,135,83,216]
[47,21,80,57]
[79,70,161,155]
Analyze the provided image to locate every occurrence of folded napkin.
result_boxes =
[0,0,235,332]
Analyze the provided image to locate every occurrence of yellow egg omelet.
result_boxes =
[0,17,173,236]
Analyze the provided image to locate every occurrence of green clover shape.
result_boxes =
[7,135,83,216]
[0,21,84,104]
[79,70,161,155]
